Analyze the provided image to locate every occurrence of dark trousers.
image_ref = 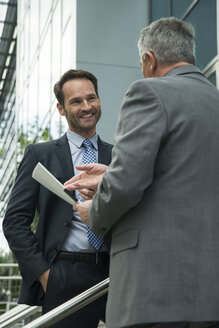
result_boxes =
[42,256,109,328]
[127,322,219,328]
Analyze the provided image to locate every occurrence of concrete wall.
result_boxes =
[77,0,148,144]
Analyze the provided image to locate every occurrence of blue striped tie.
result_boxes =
[82,139,104,250]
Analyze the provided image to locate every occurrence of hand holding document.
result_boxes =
[32,162,78,205]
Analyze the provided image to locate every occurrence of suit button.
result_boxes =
[65,221,69,227]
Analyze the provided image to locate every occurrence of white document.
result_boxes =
[32,162,77,205]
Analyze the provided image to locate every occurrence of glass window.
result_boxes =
[151,0,170,21]
[51,0,61,90]
[172,0,193,18]
[23,12,30,81]
[30,0,39,65]
[23,89,29,137]
[38,26,52,127]
[17,99,24,132]
[18,0,25,23]
[61,20,76,72]
[28,63,39,136]
[62,0,74,30]
[185,0,217,70]
[19,30,25,95]
[39,0,51,35]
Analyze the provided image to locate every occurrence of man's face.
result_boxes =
[58,78,101,138]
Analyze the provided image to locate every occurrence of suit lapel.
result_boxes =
[55,134,74,181]
[98,137,112,165]
[55,134,112,177]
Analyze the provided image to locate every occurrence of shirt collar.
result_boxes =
[66,130,98,150]
[163,68,176,77]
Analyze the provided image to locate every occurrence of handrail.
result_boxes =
[0,263,18,267]
[0,304,40,328]
[0,304,29,324]
[23,278,109,328]
[0,275,22,280]
[0,263,20,279]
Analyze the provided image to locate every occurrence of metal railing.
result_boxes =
[0,278,109,328]
[0,262,21,314]
[0,263,21,280]
[23,278,109,328]
[0,304,40,328]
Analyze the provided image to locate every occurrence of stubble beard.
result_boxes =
[67,108,101,135]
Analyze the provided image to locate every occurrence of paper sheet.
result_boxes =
[32,162,77,205]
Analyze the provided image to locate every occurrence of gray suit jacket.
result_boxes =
[89,66,219,327]
[3,133,113,305]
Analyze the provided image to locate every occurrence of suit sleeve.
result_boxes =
[3,144,49,287]
[89,80,167,237]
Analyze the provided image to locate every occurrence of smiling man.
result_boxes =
[3,69,113,328]
[56,76,101,137]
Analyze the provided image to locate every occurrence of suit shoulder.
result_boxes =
[126,78,161,95]
[25,140,55,156]
[28,139,56,149]
[27,134,66,151]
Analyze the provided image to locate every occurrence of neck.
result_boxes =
[69,128,96,139]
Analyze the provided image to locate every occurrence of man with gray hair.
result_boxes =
[138,17,196,68]
[66,17,219,328]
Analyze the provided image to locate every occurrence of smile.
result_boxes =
[80,113,94,118]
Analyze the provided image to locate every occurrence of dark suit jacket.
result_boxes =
[89,66,219,327]
[3,133,113,305]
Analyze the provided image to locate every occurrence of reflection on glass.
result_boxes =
[23,90,29,136]
[61,20,75,72]
[30,0,39,65]
[62,0,73,31]
[38,26,52,127]
[28,63,39,133]
[40,0,51,35]
[51,0,61,88]
[23,13,30,82]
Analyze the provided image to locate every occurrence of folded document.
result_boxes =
[32,162,77,205]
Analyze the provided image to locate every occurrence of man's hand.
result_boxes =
[73,200,92,225]
[64,163,107,199]
[38,268,51,293]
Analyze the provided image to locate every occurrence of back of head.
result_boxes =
[54,69,99,106]
[138,17,196,65]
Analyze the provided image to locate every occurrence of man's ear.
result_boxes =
[57,103,65,116]
[145,51,157,73]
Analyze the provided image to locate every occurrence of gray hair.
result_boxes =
[138,17,196,65]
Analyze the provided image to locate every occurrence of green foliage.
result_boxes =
[17,124,52,153]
